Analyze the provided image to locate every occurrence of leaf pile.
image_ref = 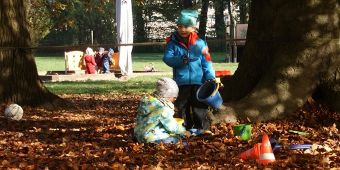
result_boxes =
[0,94,339,169]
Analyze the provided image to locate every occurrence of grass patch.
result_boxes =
[45,75,163,94]
[40,53,238,95]
[35,54,66,72]
[35,53,238,73]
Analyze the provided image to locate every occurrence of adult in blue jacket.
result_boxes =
[163,9,215,131]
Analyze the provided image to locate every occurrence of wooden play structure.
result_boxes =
[64,50,120,74]
[110,52,120,71]
[64,51,85,74]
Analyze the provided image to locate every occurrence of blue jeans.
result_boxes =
[102,61,110,73]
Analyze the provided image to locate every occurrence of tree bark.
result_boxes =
[0,0,62,106]
[216,0,340,122]
[313,65,340,111]
[198,0,209,39]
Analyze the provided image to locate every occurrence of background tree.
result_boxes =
[133,1,147,42]
[216,0,339,122]
[180,0,193,9]
[226,0,235,62]
[237,0,250,24]
[213,0,226,40]
[27,0,53,45]
[72,0,116,44]
[157,1,181,22]
[0,0,61,106]
[144,0,181,38]
[198,0,209,39]
[41,0,115,45]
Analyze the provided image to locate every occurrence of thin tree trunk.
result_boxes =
[0,0,62,107]
[239,0,247,24]
[215,0,339,122]
[226,0,234,62]
[213,0,226,40]
[198,0,209,39]
[181,0,193,9]
[134,3,147,42]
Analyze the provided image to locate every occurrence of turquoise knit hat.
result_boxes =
[176,9,199,27]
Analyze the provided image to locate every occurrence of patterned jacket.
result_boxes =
[134,95,186,143]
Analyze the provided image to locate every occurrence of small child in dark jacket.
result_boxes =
[102,48,114,74]
[163,10,216,133]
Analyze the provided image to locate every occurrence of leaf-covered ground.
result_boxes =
[0,94,339,169]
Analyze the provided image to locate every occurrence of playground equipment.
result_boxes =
[64,51,85,74]
[110,52,120,71]
[239,133,276,165]
[215,70,232,77]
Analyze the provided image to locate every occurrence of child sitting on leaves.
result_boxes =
[134,77,189,144]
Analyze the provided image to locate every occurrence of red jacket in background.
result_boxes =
[84,54,96,74]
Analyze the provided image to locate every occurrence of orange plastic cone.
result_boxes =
[240,143,261,160]
[259,133,275,165]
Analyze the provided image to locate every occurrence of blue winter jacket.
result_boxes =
[163,32,215,86]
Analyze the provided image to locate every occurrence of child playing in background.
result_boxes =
[95,47,104,73]
[134,77,189,144]
[84,47,96,74]
[163,10,216,133]
[102,48,114,74]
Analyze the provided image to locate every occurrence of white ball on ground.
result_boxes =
[4,104,23,121]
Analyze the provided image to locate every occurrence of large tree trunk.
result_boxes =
[216,0,339,122]
[198,0,209,39]
[0,0,61,106]
[313,67,340,111]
